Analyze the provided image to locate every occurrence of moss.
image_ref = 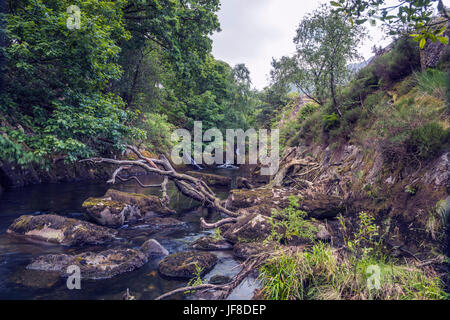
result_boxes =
[12,215,32,230]
[82,197,126,211]
[158,251,217,279]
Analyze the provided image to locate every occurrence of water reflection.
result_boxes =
[0,169,256,300]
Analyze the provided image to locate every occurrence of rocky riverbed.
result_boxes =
[0,170,259,300]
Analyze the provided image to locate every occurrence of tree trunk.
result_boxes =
[329,68,342,117]
[420,48,426,73]
[0,0,7,92]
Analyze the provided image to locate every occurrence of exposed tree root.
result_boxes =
[270,159,318,187]
[155,254,268,300]
[200,217,238,229]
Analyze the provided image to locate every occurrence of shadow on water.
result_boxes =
[0,168,254,300]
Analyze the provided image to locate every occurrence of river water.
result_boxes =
[0,169,259,300]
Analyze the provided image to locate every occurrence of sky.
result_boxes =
[210,0,421,90]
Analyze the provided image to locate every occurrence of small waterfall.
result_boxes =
[217,147,239,169]
[184,152,203,170]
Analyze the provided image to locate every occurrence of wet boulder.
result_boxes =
[186,171,232,187]
[223,213,273,244]
[299,194,345,219]
[209,275,231,285]
[105,189,175,216]
[190,236,233,251]
[82,198,138,227]
[158,251,217,279]
[26,239,167,279]
[226,188,345,219]
[140,239,169,257]
[8,269,61,289]
[6,214,117,246]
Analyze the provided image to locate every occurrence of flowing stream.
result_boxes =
[0,169,259,300]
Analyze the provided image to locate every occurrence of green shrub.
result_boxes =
[259,213,446,300]
[371,37,421,87]
[299,110,323,145]
[267,196,318,244]
[415,69,448,100]
[407,122,449,160]
[297,102,320,121]
[322,113,340,131]
[138,113,175,154]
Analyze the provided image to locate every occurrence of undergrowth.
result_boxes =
[259,213,447,300]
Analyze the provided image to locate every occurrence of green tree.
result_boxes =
[0,0,141,163]
[272,5,366,117]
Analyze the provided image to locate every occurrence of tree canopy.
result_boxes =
[271,5,366,116]
[0,0,256,165]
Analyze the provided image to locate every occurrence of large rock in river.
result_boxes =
[190,236,233,251]
[158,251,217,279]
[82,198,138,227]
[6,214,117,246]
[186,171,232,187]
[222,213,273,244]
[105,189,175,216]
[26,239,168,279]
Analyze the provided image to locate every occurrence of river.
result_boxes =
[0,169,259,300]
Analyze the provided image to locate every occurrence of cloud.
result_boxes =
[211,0,392,90]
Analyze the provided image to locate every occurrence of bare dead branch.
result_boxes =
[200,217,238,229]
[155,284,220,301]
[81,146,239,219]
[155,254,268,300]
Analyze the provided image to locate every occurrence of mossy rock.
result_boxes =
[223,213,273,244]
[82,197,132,227]
[158,251,217,279]
[27,249,148,280]
[105,189,175,215]
[190,236,233,251]
[186,171,232,187]
[26,239,165,279]
[300,194,346,219]
[7,214,117,246]
[9,269,61,288]
[225,188,275,210]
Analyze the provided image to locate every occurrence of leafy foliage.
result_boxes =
[330,0,449,48]
[260,214,446,300]
[271,4,366,116]
[267,196,318,244]
[0,0,139,164]
[0,0,256,166]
